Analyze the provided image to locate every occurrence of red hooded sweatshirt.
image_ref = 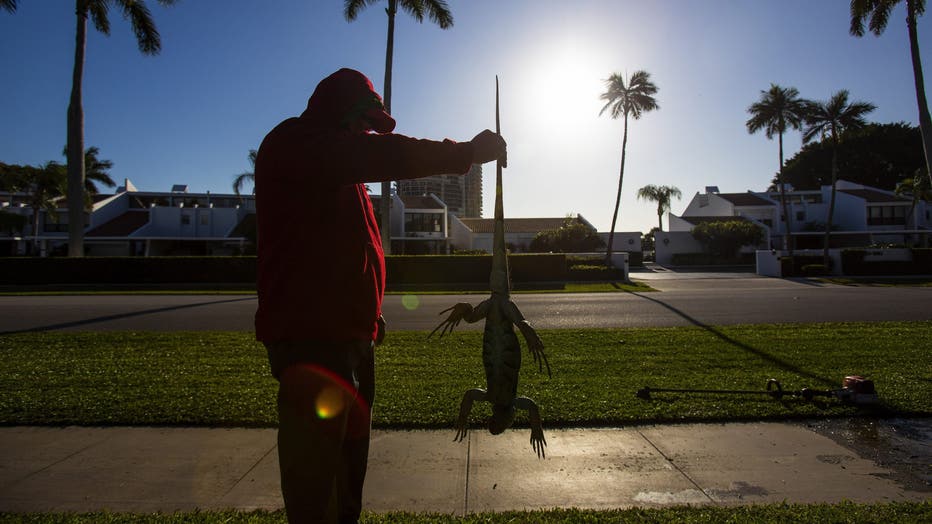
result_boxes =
[255,69,474,343]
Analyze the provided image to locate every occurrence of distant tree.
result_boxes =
[599,70,659,267]
[746,84,808,255]
[232,149,257,196]
[636,184,681,231]
[528,216,604,253]
[779,123,924,191]
[802,91,876,266]
[851,0,932,186]
[1,162,66,254]
[344,0,454,254]
[60,146,116,202]
[691,220,764,259]
[2,1,178,256]
[81,146,116,195]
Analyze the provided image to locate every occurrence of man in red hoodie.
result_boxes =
[255,68,506,523]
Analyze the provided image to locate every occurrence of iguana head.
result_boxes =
[488,404,516,435]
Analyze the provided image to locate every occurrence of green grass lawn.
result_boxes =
[3,502,931,523]
[1,321,929,427]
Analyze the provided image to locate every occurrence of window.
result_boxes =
[795,211,805,221]
[200,214,209,226]
[181,214,191,226]
[405,212,442,233]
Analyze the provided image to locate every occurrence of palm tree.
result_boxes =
[232,149,258,196]
[82,146,116,195]
[7,162,67,255]
[344,0,454,254]
[746,84,808,255]
[599,70,659,267]
[851,0,932,187]
[4,1,177,257]
[636,184,682,232]
[802,90,876,266]
[895,169,932,231]
[61,146,117,197]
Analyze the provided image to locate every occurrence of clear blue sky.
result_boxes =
[2,1,930,235]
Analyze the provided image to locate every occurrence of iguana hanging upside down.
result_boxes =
[429,76,551,458]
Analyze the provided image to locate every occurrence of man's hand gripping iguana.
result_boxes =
[428,77,552,458]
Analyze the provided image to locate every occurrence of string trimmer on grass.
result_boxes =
[636,376,878,405]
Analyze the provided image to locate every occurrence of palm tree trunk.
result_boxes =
[31,207,40,256]
[657,206,663,232]
[66,4,87,257]
[379,0,397,255]
[822,136,839,268]
[906,0,932,187]
[777,131,794,256]
[605,112,629,267]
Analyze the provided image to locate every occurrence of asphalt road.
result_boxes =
[2,276,930,334]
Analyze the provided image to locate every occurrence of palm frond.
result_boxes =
[599,70,659,120]
[0,0,17,14]
[88,0,111,35]
[118,0,162,54]
[344,0,380,22]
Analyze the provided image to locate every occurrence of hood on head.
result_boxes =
[300,68,396,133]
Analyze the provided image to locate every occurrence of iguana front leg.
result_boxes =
[505,301,551,377]
[454,388,488,442]
[428,300,490,339]
[514,396,547,458]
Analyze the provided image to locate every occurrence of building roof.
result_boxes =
[457,217,574,234]
[677,215,753,226]
[717,193,774,206]
[838,188,910,203]
[400,195,443,209]
[86,210,150,237]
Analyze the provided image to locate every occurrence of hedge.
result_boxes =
[0,254,569,288]
[840,248,932,276]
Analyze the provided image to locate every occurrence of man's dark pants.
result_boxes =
[267,340,375,524]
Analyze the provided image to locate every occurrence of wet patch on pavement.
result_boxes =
[803,418,932,493]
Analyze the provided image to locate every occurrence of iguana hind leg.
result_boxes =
[514,396,546,459]
[454,388,487,442]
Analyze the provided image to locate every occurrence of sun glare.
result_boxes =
[519,39,608,126]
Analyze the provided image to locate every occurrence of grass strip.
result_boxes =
[2,501,931,523]
[1,322,929,427]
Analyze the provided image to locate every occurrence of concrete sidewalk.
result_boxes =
[1,422,928,514]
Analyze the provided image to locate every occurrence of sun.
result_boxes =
[517,37,610,127]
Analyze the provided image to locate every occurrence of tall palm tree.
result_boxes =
[4,1,177,256]
[851,0,932,187]
[232,149,257,196]
[599,70,659,267]
[802,90,876,266]
[746,84,808,255]
[344,0,453,254]
[636,184,682,232]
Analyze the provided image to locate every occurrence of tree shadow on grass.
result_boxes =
[0,296,256,336]
[630,292,835,387]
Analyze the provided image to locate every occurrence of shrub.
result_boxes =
[691,220,764,258]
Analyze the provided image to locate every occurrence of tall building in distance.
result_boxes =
[396,164,483,218]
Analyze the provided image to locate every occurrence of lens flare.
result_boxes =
[402,294,420,311]
[315,385,346,419]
